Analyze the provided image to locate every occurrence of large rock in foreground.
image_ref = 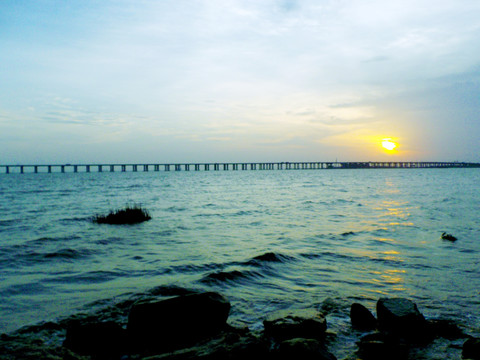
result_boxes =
[463,338,480,360]
[357,332,408,360]
[263,309,327,341]
[376,298,428,341]
[275,338,337,360]
[350,303,377,331]
[128,292,231,352]
[64,320,127,357]
[142,328,269,360]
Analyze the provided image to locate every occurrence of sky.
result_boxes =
[1,0,479,164]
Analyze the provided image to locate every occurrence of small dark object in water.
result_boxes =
[94,206,151,225]
[441,232,457,241]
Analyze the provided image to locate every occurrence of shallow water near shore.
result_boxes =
[1,168,479,356]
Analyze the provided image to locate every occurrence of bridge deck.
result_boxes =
[1,162,479,174]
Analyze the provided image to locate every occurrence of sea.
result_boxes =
[1,168,479,357]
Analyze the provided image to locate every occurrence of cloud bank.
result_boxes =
[1,0,479,163]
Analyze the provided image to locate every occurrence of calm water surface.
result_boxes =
[1,168,479,343]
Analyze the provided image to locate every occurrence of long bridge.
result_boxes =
[1,161,479,174]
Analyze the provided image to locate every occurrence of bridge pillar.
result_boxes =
[61,165,65,173]
[133,165,137,172]
[34,166,38,173]
[20,166,24,174]
[122,165,126,172]
[185,164,190,171]
[48,165,52,173]
[144,165,149,172]
[195,164,200,171]
[110,165,115,172]
[98,165,102,172]
[205,164,210,170]
[175,164,181,171]
[5,166,9,174]
[165,165,170,171]
[86,165,90,173]
[74,165,78,173]
[154,165,159,171]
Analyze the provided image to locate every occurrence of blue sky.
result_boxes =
[1,0,479,164]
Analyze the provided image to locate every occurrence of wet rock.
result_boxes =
[376,298,428,341]
[428,319,466,340]
[263,309,327,341]
[463,337,480,359]
[63,320,127,357]
[127,292,230,352]
[441,232,457,241]
[350,303,377,331]
[137,328,269,360]
[357,332,408,360]
[275,338,337,360]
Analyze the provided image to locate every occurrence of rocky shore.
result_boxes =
[1,291,479,359]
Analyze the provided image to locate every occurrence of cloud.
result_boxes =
[0,0,479,163]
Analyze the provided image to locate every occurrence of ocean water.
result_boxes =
[1,168,479,355]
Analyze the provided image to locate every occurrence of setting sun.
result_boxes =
[382,138,397,151]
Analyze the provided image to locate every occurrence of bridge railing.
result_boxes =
[1,162,479,174]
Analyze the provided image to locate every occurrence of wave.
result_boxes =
[0,219,18,227]
[245,251,295,265]
[28,235,82,245]
[47,270,124,284]
[170,262,220,274]
[150,229,178,237]
[94,237,125,245]
[0,282,49,296]
[300,251,353,261]
[200,269,263,285]
[300,250,406,268]
[17,247,93,265]
[0,244,93,269]
[43,248,91,260]
[165,206,187,213]
[147,285,197,297]
[231,209,264,216]
[193,213,222,218]
[59,216,92,224]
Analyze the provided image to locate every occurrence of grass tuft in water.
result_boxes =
[93,205,152,225]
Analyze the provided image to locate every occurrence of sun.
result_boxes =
[381,138,397,151]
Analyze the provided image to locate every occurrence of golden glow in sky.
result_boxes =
[382,138,398,151]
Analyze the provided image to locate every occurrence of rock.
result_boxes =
[127,292,230,352]
[135,328,269,360]
[441,232,457,241]
[428,319,466,340]
[463,338,480,359]
[350,303,377,331]
[263,309,327,341]
[376,298,428,341]
[275,338,337,360]
[357,332,408,360]
[63,320,127,357]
